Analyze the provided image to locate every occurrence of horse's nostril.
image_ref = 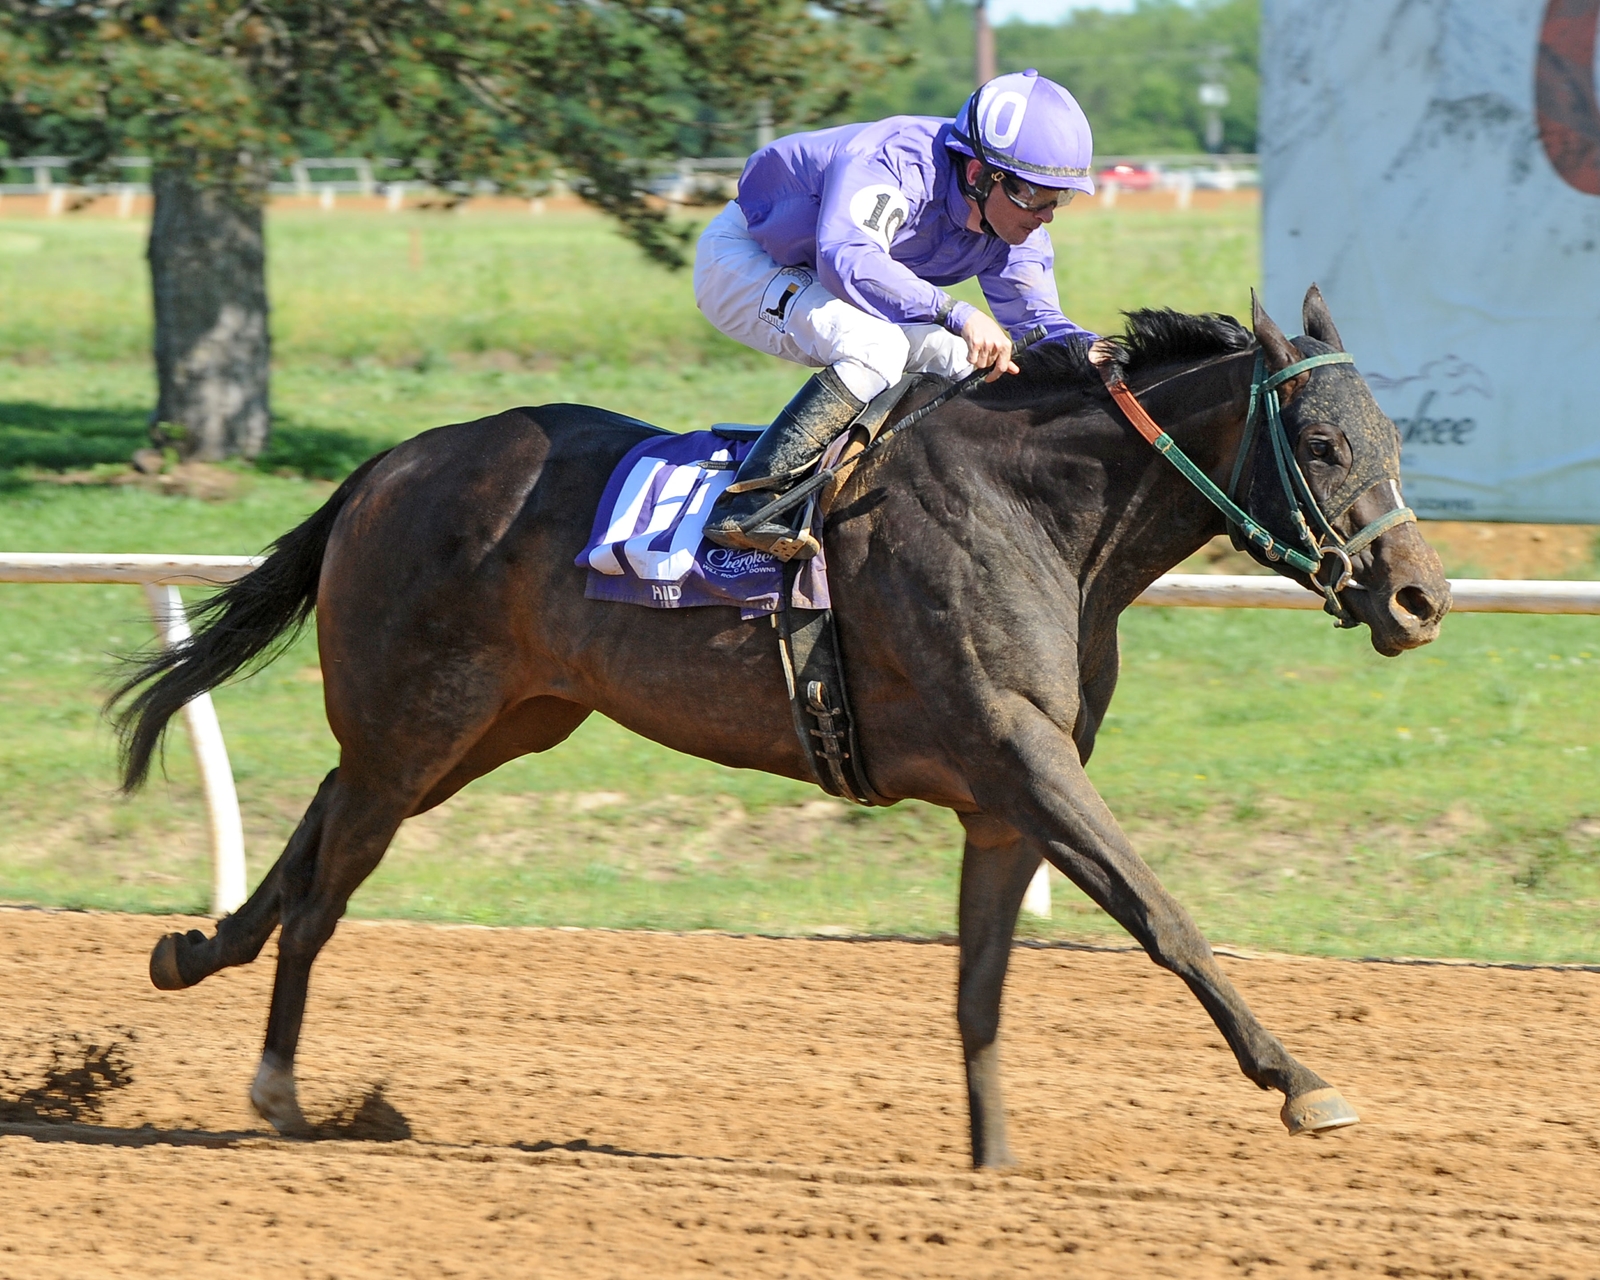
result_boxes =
[1395,585,1435,622]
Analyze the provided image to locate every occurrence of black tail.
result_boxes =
[109,451,391,792]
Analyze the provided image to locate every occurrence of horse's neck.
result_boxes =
[1038,352,1256,609]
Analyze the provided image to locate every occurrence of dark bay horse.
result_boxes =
[114,288,1450,1164]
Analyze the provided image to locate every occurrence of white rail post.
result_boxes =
[1021,862,1051,919]
[142,583,248,916]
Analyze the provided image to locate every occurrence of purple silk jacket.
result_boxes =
[735,116,1096,345]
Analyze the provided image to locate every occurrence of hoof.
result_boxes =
[1282,1087,1360,1136]
[149,930,205,991]
[251,1057,312,1137]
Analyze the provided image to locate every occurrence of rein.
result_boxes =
[1102,350,1415,623]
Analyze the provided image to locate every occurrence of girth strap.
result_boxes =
[776,562,882,807]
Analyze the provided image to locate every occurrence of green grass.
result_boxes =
[0,358,812,481]
[1,201,1258,478]
[1,200,1597,961]
[1,210,734,368]
[0,201,1255,371]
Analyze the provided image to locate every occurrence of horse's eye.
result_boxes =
[1308,438,1333,462]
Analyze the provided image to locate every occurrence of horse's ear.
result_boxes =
[1301,283,1345,351]
[1252,289,1310,403]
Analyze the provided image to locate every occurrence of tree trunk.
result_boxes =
[147,170,271,461]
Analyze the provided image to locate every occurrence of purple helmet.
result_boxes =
[948,70,1095,196]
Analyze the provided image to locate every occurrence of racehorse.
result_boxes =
[113,287,1450,1165]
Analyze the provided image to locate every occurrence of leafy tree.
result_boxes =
[0,1,893,460]
[851,0,1259,156]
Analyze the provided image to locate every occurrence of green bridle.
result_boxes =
[1106,349,1416,623]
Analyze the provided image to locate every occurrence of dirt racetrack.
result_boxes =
[2,909,1598,1279]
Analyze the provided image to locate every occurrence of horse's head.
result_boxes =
[1242,287,1450,655]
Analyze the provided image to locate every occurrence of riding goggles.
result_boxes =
[996,172,1076,212]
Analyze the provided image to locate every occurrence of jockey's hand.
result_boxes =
[1087,338,1118,367]
[962,311,1020,381]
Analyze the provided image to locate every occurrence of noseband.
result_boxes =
[1101,351,1416,625]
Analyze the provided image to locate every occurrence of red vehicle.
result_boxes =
[1098,163,1158,190]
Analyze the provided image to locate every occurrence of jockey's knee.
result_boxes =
[829,320,910,402]
[903,324,974,382]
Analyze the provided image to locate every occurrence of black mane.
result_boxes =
[1108,308,1254,377]
[977,308,1255,404]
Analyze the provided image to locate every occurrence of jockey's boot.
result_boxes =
[704,366,865,560]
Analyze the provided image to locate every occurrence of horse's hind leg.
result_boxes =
[148,770,338,991]
[956,813,1046,1169]
[151,699,591,996]
[248,765,416,1135]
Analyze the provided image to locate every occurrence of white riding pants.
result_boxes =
[693,202,973,402]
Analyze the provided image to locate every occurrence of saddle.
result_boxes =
[580,375,937,807]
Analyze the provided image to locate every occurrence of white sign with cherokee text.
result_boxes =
[1262,0,1600,522]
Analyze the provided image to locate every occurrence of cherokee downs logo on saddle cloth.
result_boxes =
[577,428,831,616]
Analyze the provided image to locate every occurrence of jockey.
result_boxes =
[696,69,1098,559]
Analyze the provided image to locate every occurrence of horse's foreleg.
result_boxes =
[993,717,1358,1136]
[250,769,412,1136]
[956,812,1044,1168]
[148,769,338,991]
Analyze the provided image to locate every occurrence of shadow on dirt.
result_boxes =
[513,1136,688,1161]
[0,1122,251,1149]
[0,1039,412,1147]
[0,1037,134,1126]
[312,1085,413,1142]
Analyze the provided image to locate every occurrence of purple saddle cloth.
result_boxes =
[576,429,830,618]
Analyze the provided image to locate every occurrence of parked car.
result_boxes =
[1097,163,1159,190]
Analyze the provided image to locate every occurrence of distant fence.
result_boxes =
[0,155,514,212]
[0,152,1260,211]
[5,554,1593,922]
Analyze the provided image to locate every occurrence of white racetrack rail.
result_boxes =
[1135,572,1600,614]
[4,556,1597,612]
[4,555,1598,921]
